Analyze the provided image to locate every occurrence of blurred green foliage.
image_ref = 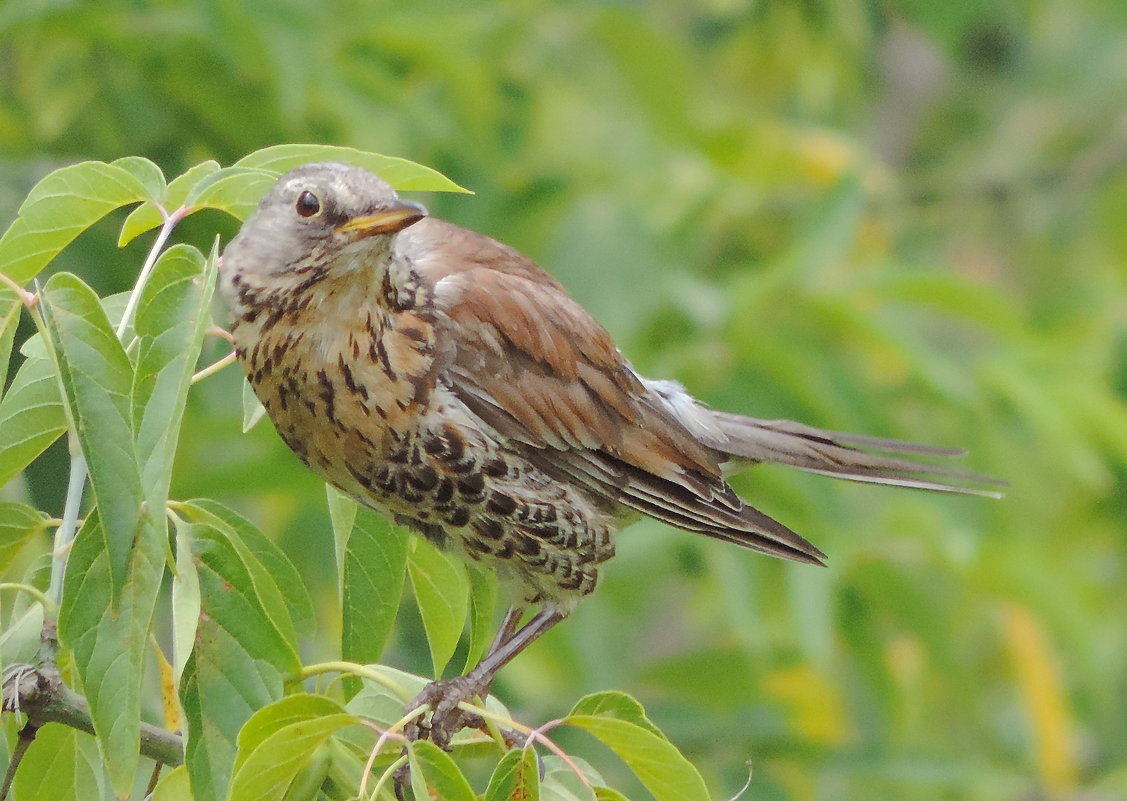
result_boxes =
[1,1,1125,799]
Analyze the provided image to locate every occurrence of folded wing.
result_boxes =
[404,218,998,566]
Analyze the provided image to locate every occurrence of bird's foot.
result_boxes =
[394,674,500,800]
[402,673,493,749]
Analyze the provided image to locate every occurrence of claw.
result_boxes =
[402,674,492,748]
[394,676,492,800]
[391,608,567,798]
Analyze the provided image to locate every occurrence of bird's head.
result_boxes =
[220,162,427,311]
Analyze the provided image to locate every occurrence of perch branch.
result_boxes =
[1,663,184,768]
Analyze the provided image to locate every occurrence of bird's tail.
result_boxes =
[712,412,1004,497]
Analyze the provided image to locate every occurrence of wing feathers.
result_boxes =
[541,452,826,564]
[434,267,725,484]
[406,219,997,567]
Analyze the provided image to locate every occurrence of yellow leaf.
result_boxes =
[1002,603,1077,794]
[762,663,848,746]
[151,635,183,732]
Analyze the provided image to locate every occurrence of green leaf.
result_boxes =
[485,747,541,801]
[344,665,428,729]
[326,484,357,585]
[342,507,409,688]
[176,510,302,670]
[0,160,151,285]
[58,509,165,796]
[175,502,307,801]
[133,242,216,516]
[594,788,635,801]
[171,515,202,683]
[12,723,104,801]
[40,272,144,601]
[184,498,314,637]
[568,692,665,738]
[408,740,478,801]
[179,636,280,801]
[0,291,126,490]
[464,562,498,673]
[241,377,267,432]
[0,602,45,668]
[119,160,221,246]
[0,501,48,572]
[0,293,20,394]
[112,155,167,199]
[234,144,470,193]
[233,694,353,772]
[281,743,332,801]
[228,695,359,801]
[407,537,469,677]
[152,149,466,228]
[0,349,67,490]
[564,696,709,801]
[152,765,194,801]
[540,755,601,801]
[185,167,281,223]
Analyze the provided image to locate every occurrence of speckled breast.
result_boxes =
[235,303,615,605]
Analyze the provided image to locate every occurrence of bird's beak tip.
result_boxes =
[337,200,428,238]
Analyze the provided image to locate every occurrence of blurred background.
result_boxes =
[2,1,1126,799]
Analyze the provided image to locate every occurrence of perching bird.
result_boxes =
[219,162,997,746]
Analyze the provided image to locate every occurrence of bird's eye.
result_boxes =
[295,190,321,218]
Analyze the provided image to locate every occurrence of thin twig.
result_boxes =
[0,722,36,801]
[723,761,755,801]
[523,716,564,750]
[115,205,188,339]
[205,326,236,345]
[0,272,37,310]
[456,702,592,789]
[0,583,55,614]
[299,661,412,702]
[46,446,86,607]
[144,764,163,799]
[191,351,237,383]
[367,754,408,801]
[357,708,424,799]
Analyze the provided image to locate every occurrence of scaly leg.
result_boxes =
[403,607,565,747]
[395,608,565,799]
[489,606,526,653]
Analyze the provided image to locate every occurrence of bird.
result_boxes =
[219,162,998,747]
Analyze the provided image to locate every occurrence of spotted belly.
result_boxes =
[243,336,615,604]
[336,418,616,605]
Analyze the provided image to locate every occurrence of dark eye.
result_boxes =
[295,190,321,217]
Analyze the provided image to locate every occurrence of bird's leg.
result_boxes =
[402,607,565,748]
[489,606,526,652]
[395,608,564,799]
[401,605,524,744]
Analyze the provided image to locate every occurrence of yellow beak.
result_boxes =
[336,200,428,238]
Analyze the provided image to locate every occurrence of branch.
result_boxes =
[2,663,184,767]
[0,722,34,801]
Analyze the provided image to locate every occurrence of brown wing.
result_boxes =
[402,219,825,564]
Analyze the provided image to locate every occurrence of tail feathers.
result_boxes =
[714,413,1004,498]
